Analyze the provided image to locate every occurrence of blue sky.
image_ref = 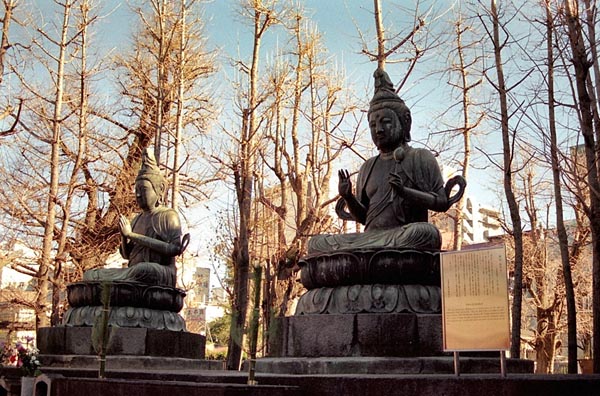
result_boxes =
[25,0,501,209]
[19,0,521,282]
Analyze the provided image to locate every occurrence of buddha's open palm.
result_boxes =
[119,215,132,237]
[338,169,352,198]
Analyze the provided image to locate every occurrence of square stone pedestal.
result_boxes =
[270,313,441,358]
[37,327,205,359]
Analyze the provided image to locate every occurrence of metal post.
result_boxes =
[454,351,460,376]
[500,350,507,377]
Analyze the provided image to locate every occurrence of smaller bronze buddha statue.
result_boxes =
[83,148,184,287]
[65,148,189,330]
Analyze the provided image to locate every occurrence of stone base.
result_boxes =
[62,306,186,331]
[37,326,205,359]
[34,375,301,396]
[39,354,225,371]
[250,356,533,375]
[269,313,442,358]
[26,365,599,396]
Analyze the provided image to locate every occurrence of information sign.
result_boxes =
[441,246,510,351]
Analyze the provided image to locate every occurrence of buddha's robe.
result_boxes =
[83,207,180,287]
[308,146,444,254]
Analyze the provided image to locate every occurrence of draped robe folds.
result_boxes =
[308,146,444,254]
[83,207,181,287]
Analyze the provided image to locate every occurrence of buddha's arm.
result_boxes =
[119,214,183,259]
[339,169,367,224]
[126,233,182,257]
[389,149,453,213]
[342,194,368,224]
[120,234,132,259]
[396,184,449,212]
[389,169,449,212]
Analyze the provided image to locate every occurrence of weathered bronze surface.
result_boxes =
[308,68,465,255]
[298,69,465,318]
[64,148,189,329]
[83,148,187,287]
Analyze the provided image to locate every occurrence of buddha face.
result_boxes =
[369,108,403,153]
[135,179,159,211]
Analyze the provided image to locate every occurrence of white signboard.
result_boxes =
[441,246,510,351]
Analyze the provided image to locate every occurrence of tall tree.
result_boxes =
[438,3,485,250]
[543,0,577,373]
[562,0,600,373]
[36,0,78,329]
[483,0,526,358]
[225,0,285,371]
[253,6,361,351]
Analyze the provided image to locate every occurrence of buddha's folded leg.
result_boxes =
[82,262,176,287]
[307,222,441,254]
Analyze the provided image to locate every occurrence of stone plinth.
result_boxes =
[38,354,225,371]
[23,365,598,396]
[33,375,302,396]
[250,356,533,375]
[269,313,442,358]
[37,326,205,359]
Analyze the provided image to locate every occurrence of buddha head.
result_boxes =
[367,68,412,152]
[135,148,166,210]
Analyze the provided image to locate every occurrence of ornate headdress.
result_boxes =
[368,68,412,142]
[136,148,166,198]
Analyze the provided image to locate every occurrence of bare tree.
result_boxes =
[480,0,526,359]
[361,0,440,93]
[435,3,485,250]
[541,0,578,373]
[252,6,361,352]
[37,0,78,329]
[223,0,287,371]
[562,0,600,373]
[521,166,564,373]
[0,0,22,136]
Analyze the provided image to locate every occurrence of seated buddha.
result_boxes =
[83,148,185,287]
[308,68,464,255]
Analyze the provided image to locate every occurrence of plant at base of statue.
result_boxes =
[0,336,42,377]
[91,282,115,379]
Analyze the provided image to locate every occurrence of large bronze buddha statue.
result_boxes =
[308,68,463,255]
[296,68,465,315]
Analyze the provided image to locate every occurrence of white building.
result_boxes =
[435,165,503,248]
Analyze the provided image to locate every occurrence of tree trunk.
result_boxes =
[546,0,577,373]
[227,3,269,370]
[171,0,186,211]
[451,15,477,251]
[490,0,524,358]
[0,0,15,85]
[564,0,600,373]
[534,300,562,374]
[38,0,73,329]
[373,0,385,69]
